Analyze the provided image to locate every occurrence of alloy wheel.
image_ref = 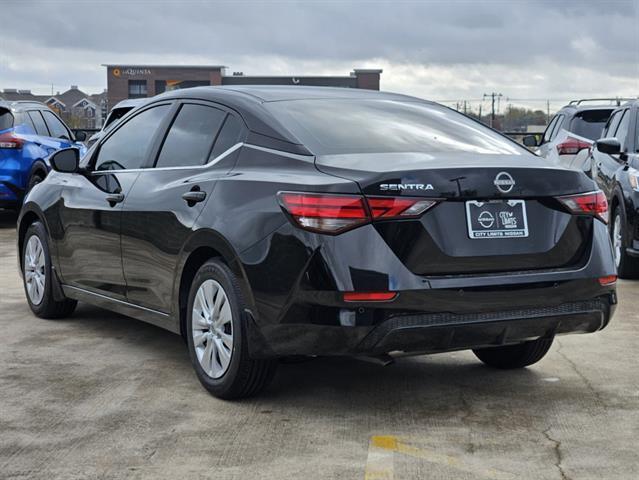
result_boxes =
[191,279,234,379]
[24,235,46,305]
[613,213,622,268]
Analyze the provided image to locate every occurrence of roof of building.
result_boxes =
[102,64,227,69]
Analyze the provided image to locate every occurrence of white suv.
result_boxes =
[524,99,622,170]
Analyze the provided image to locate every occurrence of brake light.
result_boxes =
[343,291,397,302]
[0,131,23,149]
[278,192,439,234]
[557,190,608,223]
[556,137,591,156]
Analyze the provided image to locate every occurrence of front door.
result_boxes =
[120,102,245,313]
[56,103,173,299]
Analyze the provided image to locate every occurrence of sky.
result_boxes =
[1,0,637,113]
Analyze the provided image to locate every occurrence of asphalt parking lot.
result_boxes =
[0,210,638,480]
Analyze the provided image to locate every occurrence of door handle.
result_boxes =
[106,193,125,206]
[182,190,206,206]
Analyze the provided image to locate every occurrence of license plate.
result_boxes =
[465,199,529,239]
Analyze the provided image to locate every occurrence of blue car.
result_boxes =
[0,101,86,210]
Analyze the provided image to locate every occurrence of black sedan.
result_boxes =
[18,86,617,398]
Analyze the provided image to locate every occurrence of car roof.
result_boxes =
[0,100,48,112]
[146,86,435,154]
[155,85,428,104]
[111,98,147,110]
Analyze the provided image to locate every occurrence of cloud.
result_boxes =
[1,0,637,110]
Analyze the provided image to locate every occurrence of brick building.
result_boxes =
[103,65,382,111]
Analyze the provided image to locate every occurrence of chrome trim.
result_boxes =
[63,285,170,317]
[244,143,313,160]
[90,142,244,174]
[89,142,312,176]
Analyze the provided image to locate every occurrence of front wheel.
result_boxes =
[473,337,554,369]
[611,207,639,278]
[22,221,77,318]
[186,258,277,399]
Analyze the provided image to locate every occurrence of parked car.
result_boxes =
[86,98,146,148]
[524,99,621,169]
[0,101,86,210]
[18,86,617,399]
[588,100,639,277]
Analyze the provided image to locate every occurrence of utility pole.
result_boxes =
[478,104,482,123]
[546,99,550,123]
[483,92,503,128]
[463,100,467,115]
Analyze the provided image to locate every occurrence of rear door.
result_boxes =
[56,103,173,299]
[120,101,246,313]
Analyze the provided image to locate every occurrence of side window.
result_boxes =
[27,111,50,136]
[603,111,622,138]
[209,114,244,160]
[155,103,226,168]
[19,112,37,132]
[41,110,70,139]
[542,115,559,144]
[94,104,170,171]
[613,110,630,152]
[636,110,639,152]
[549,114,565,141]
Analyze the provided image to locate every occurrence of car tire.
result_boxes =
[611,206,639,278]
[22,221,77,319]
[26,170,45,193]
[186,258,277,399]
[473,337,554,369]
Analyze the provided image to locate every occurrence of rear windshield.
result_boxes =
[569,109,613,141]
[0,109,13,130]
[266,99,525,156]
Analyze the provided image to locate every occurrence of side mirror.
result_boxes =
[522,135,538,147]
[50,148,80,173]
[595,138,621,155]
[74,130,87,142]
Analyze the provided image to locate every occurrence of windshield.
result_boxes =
[103,106,135,130]
[266,99,525,156]
[569,109,613,141]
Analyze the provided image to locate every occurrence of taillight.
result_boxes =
[277,192,369,234]
[556,137,591,156]
[0,131,23,149]
[598,275,617,286]
[277,192,438,234]
[557,190,608,223]
[367,196,438,219]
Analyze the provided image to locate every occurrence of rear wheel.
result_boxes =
[473,337,554,369]
[22,221,77,318]
[611,206,639,278]
[186,258,277,399]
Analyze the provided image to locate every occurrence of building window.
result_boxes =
[128,80,148,98]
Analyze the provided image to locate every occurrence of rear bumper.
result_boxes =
[248,293,615,358]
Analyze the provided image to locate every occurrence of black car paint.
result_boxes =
[18,86,617,359]
[592,101,639,256]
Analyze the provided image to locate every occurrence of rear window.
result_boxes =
[568,109,613,141]
[266,99,525,156]
[0,109,13,130]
